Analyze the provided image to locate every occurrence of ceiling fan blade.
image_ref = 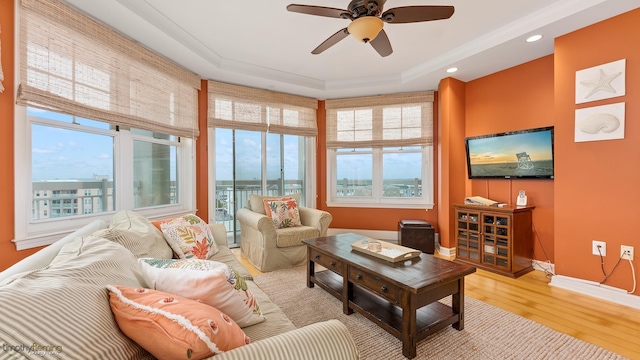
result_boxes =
[369,29,392,57]
[382,6,454,24]
[287,4,349,19]
[311,28,350,54]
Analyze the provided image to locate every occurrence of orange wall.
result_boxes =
[317,101,328,212]
[437,78,467,248]
[196,79,208,222]
[464,55,555,263]
[554,9,640,294]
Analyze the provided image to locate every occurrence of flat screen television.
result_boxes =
[465,126,554,179]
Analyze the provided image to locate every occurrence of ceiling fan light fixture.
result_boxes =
[348,16,384,43]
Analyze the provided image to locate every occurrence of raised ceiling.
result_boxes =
[62,0,640,99]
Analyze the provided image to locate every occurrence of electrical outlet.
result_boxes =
[621,245,634,261]
[592,240,606,256]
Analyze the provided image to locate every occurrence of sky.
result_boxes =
[215,129,303,182]
[30,109,114,181]
[215,129,423,182]
[30,108,177,181]
[31,109,424,182]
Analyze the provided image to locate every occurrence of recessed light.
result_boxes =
[526,34,543,43]
[446,67,458,73]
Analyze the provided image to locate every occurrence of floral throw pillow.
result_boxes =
[263,198,301,228]
[138,258,265,328]
[160,214,218,259]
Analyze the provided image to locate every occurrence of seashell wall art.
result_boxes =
[574,102,625,142]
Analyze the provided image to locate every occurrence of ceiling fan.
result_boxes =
[286,0,454,57]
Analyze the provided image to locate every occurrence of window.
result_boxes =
[15,107,194,249]
[131,129,179,208]
[208,81,317,245]
[31,114,113,221]
[14,0,199,250]
[326,92,434,209]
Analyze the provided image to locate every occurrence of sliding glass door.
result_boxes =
[213,129,308,246]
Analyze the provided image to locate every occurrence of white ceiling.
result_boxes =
[62,0,640,100]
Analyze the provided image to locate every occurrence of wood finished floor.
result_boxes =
[231,249,640,359]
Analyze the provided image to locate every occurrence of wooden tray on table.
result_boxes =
[350,238,422,262]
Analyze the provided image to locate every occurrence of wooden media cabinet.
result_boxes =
[454,204,535,278]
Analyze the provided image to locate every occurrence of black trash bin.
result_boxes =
[398,219,435,254]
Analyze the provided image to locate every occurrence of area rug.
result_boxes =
[253,266,626,360]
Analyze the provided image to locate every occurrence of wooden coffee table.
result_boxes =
[303,233,476,359]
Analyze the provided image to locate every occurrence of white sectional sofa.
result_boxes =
[0,211,358,360]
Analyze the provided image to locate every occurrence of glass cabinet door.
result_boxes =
[456,211,480,261]
[482,213,510,270]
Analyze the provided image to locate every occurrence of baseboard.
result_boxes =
[549,274,640,310]
[436,240,455,257]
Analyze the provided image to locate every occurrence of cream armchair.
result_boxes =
[236,194,332,272]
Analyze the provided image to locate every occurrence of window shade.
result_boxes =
[325,91,434,148]
[208,80,318,136]
[17,0,201,137]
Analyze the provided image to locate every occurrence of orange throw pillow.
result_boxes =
[107,285,249,360]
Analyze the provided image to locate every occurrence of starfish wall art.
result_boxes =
[575,59,625,104]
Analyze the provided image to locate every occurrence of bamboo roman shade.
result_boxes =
[325,91,434,149]
[17,0,201,137]
[208,80,318,136]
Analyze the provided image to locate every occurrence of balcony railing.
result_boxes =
[31,179,304,246]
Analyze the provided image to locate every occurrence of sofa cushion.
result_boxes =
[248,193,301,215]
[0,219,109,284]
[264,198,301,228]
[160,214,219,259]
[138,258,265,327]
[209,245,253,280]
[275,226,320,248]
[108,210,173,258]
[108,285,249,360]
[0,236,152,359]
[93,227,173,259]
